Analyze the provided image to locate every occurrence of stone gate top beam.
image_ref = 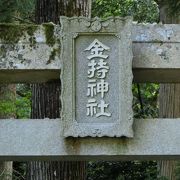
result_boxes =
[0,22,180,83]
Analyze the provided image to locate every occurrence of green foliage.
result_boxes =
[0,171,12,180]
[16,84,31,119]
[155,0,180,16]
[0,0,35,23]
[0,100,16,117]
[0,24,38,43]
[0,87,16,118]
[43,23,56,46]
[92,0,159,23]
[168,0,180,15]
[0,84,31,119]
[0,0,16,22]
[87,161,159,180]
[133,83,159,119]
[13,162,26,180]
[15,0,35,21]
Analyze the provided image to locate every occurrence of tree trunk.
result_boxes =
[0,162,13,180]
[35,0,91,24]
[0,84,16,180]
[158,1,180,180]
[26,0,91,179]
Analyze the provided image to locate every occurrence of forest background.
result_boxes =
[0,0,180,179]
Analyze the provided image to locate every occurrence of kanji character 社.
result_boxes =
[96,100,111,117]
[86,99,98,117]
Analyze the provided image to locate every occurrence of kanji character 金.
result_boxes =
[85,39,110,60]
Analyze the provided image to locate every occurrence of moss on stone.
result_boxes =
[29,36,36,48]
[0,45,6,56]
[152,39,164,44]
[26,26,38,37]
[43,23,55,46]
[0,24,38,43]
[47,48,60,64]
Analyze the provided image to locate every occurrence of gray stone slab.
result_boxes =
[0,24,61,70]
[0,119,180,161]
[60,16,133,137]
[0,22,180,83]
[132,23,180,42]
[132,42,180,82]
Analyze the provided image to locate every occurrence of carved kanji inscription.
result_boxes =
[61,16,133,137]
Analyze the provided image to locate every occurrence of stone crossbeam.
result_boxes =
[1,22,180,160]
[0,118,180,161]
[0,23,179,83]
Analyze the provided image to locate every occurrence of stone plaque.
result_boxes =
[60,16,133,137]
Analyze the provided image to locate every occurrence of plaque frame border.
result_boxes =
[60,16,134,137]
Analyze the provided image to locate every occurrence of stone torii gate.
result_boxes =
[0,16,180,161]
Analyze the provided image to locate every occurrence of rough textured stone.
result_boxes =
[132,23,180,42]
[0,119,180,161]
[0,20,180,160]
[60,16,133,137]
[0,24,61,70]
[0,23,179,83]
[132,23,180,82]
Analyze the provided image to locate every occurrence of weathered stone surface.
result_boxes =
[60,17,133,137]
[0,24,61,70]
[0,23,180,83]
[0,118,180,161]
[0,20,180,160]
[132,23,180,42]
[132,23,180,82]
[133,43,180,69]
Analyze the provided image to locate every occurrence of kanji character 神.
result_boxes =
[97,79,109,98]
[87,79,97,97]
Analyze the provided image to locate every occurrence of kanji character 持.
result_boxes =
[96,59,109,78]
[88,60,97,78]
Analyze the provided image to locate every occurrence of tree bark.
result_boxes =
[35,0,91,24]
[0,162,13,180]
[158,1,180,180]
[26,0,91,179]
[0,84,16,180]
